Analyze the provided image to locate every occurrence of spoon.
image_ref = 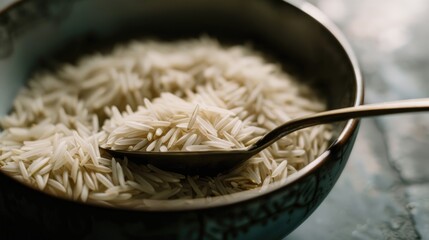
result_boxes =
[101,98,429,175]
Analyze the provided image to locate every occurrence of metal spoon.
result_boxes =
[101,98,429,175]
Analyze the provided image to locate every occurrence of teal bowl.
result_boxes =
[0,0,363,239]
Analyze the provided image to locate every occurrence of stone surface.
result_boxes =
[290,0,429,239]
[407,184,429,238]
[0,0,14,9]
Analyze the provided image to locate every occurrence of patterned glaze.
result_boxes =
[0,0,363,239]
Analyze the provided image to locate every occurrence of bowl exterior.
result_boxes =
[1,128,358,239]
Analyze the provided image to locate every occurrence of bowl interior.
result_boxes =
[0,0,361,209]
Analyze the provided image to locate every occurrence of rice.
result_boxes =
[0,37,332,208]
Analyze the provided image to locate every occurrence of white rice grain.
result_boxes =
[0,37,332,208]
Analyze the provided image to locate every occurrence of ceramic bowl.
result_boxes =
[0,0,363,239]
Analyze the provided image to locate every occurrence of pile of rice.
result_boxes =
[0,37,332,208]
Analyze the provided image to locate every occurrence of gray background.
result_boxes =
[1,0,428,239]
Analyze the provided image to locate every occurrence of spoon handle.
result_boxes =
[251,98,429,152]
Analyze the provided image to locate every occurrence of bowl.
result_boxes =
[0,0,363,239]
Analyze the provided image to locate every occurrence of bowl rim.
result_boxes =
[0,0,364,212]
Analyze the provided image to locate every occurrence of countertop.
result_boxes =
[0,0,428,239]
[290,0,429,239]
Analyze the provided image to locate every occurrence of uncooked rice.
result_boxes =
[0,37,332,208]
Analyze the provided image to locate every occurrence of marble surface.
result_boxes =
[289,0,429,239]
[0,0,428,239]
[0,0,13,10]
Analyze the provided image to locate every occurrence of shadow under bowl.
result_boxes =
[0,0,363,239]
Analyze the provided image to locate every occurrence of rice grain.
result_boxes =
[0,37,332,208]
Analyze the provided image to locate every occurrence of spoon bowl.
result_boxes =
[102,98,429,175]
